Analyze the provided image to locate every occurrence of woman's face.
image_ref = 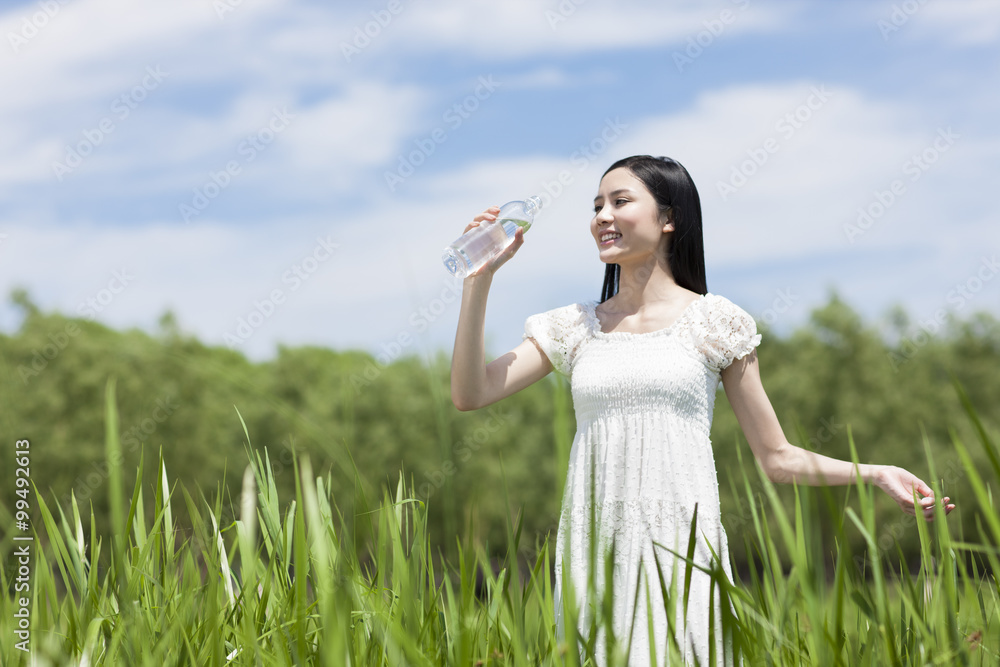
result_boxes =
[591,167,671,266]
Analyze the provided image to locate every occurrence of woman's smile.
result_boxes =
[599,231,622,246]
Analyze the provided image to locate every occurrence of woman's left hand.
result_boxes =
[875,465,955,519]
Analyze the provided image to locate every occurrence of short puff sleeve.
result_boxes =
[522,303,590,377]
[687,294,762,373]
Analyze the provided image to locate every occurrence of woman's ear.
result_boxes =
[661,207,675,234]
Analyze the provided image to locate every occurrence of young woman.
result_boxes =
[450,155,954,665]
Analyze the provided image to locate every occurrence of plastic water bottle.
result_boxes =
[443,196,543,278]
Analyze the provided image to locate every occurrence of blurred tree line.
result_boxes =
[1,288,998,574]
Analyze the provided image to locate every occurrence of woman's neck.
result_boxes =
[610,256,687,311]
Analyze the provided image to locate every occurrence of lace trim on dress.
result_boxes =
[522,293,761,376]
[522,303,590,377]
[685,294,762,373]
[582,295,705,340]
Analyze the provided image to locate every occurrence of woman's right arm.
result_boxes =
[450,209,553,411]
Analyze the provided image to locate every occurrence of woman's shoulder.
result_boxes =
[529,300,593,318]
[700,292,739,309]
[691,292,754,320]
[525,301,597,334]
[522,301,597,377]
[686,292,762,371]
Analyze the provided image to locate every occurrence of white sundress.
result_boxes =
[523,293,761,666]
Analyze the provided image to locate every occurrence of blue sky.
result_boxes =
[0,0,997,362]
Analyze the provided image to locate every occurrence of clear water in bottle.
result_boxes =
[443,196,542,278]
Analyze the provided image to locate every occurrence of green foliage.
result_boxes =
[0,293,565,567]
[1,289,999,574]
[1,380,998,665]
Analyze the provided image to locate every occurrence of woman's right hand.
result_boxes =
[451,204,551,411]
[464,205,525,279]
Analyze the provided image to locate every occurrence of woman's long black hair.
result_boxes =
[599,155,707,302]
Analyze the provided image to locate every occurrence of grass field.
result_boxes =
[1,378,998,666]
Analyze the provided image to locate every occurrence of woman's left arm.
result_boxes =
[721,350,955,519]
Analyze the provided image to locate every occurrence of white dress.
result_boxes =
[523,293,761,666]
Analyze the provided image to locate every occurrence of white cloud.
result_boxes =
[362,81,998,354]
[0,0,416,193]
[0,0,254,111]
[1,0,997,366]
[385,0,790,58]
[277,82,428,191]
[891,0,1000,46]
[4,77,995,360]
[41,81,427,203]
[0,219,347,355]
[500,65,615,90]
[597,82,977,268]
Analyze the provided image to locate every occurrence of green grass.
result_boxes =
[1,378,999,666]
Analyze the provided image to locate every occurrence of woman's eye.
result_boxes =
[615,198,628,205]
